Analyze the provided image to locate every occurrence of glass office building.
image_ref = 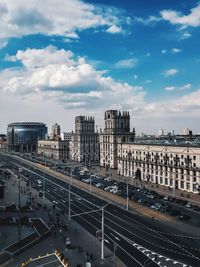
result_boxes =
[7,122,47,153]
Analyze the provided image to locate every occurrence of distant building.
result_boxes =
[61,132,72,141]
[183,128,192,136]
[37,139,69,160]
[100,110,135,169]
[158,128,164,136]
[0,134,7,151]
[50,123,61,140]
[7,122,47,153]
[70,116,99,163]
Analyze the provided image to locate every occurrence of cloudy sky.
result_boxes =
[0,0,200,135]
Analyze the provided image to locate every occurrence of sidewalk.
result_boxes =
[1,171,125,267]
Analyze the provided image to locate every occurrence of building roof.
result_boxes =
[21,253,66,267]
[126,141,200,148]
[8,122,46,127]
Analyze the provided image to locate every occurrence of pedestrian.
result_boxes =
[90,253,93,262]
[86,251,89,260]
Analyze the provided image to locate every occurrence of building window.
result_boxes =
[186,183,190,190]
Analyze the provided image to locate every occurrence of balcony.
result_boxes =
[117,155,200,171]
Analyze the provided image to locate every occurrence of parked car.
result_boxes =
[179,214,191,220]
[186,202,193,208]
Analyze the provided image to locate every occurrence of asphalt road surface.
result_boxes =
[1,154,200,267]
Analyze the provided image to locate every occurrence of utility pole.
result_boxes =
[68,184,71,221]
[126,179,129,211]
[101,205,105,260]
[101,202,110,260]
[68,167,73,221]
[18,167,23,241]
[43,158,46,200]
[89,157,92,193]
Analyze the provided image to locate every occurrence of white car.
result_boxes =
[186,203,192,208]
[52,200,58,205]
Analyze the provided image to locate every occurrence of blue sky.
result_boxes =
[0,0,200,134]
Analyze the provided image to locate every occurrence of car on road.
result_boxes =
[65,237,71,246]
[52,200,58,205]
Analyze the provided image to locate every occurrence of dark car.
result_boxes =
[179,214,191,220]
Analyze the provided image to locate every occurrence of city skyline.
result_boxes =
[0,0,200,133]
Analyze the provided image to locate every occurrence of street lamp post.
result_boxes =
[68,183,71,221]
[69,201,110,261]
[89,158,92,193]
[126,179,129,211]
[101,202,110,260]
[68,167,74,221]
[18,167,23,242]
[101,205,105,260]
[43,158,46,200]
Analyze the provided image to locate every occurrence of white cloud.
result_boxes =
[180,32,192,40]
[1,47,199,134]
[5,45,75,68]
[171,48,182,54]
[2,46,145,111]
[0,0,125,47]
[163,68,178,77]
[106,25,122,34]
[164,83,192,91]
[160,4,200,28]
[134,15,162,25]
[180,83,192,90]
[114,58,138,69]
[161,49,167,54]
[165,86,175,91]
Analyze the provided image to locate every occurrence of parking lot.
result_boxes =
[54,165,200,226]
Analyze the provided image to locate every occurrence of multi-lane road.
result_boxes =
[1,153,200,267]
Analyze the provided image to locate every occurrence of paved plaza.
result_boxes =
[0,170,125,267]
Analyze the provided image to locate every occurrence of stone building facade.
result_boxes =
[117,142,200,193]
[100,110,135,169]
[50,123,61,140]
[37,139,69,160]
[69,116,99,163]
[61,132,72,141]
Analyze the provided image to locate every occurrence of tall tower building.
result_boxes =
[100,110,135,169]
[158,128,164,136]
[183,128,192,136]
[70,116,99,163]
[51,123,61,139]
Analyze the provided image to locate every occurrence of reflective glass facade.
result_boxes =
[7,122,47,152]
